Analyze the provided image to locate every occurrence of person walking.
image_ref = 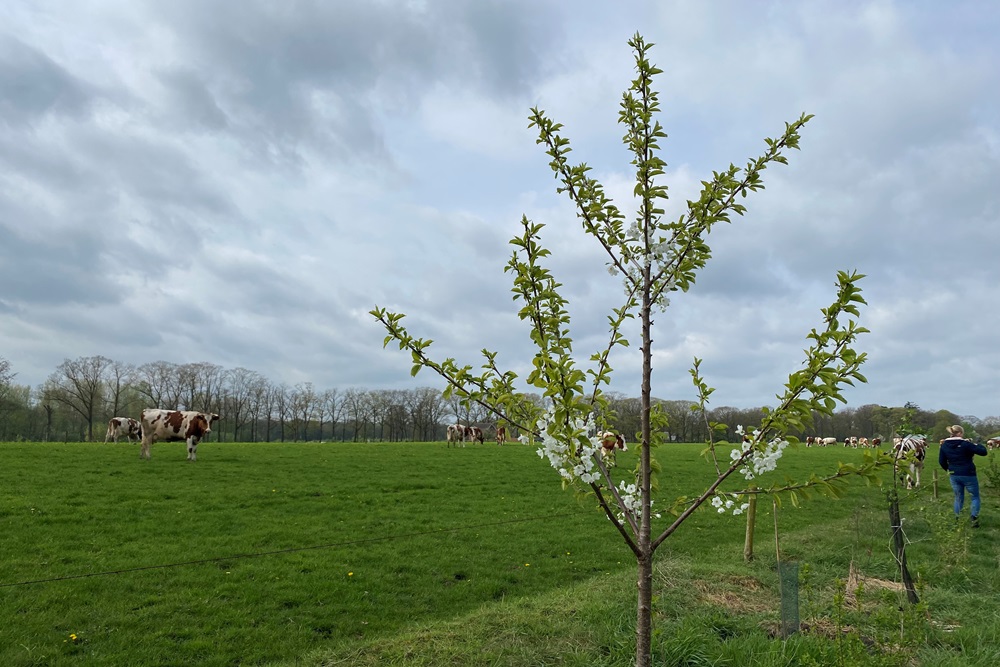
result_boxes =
[939,424,988,527]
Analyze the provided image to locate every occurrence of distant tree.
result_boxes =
[323,388,343,441]
[178,362,224,414]
[136,361,182,409]
[0,357,14,398]
[0,358,18,437]
[46,355,114,441]
[103,360,137,420]
[222,367,261,441]
[290,382,317,441]
[373,35,886,667]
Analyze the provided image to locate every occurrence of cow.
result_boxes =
[871,437,882,448]
[446,424,465,448]
[987,438,1000,450]
[820,437,837,447]
[463,425,485,445]
[105,417,141,443]
[893,435,927,489]
[858,437,869,448]
[598,431,627,459]
[495,425,507,446]
[139,409,219,461]
[805,436,815,447]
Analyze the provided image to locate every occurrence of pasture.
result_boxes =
[2,440,999,666]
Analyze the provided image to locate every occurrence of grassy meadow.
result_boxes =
[2,439,999,666]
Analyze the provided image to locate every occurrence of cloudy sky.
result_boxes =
[2,0,998,418]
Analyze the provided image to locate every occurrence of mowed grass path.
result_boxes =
[2,440,999,666]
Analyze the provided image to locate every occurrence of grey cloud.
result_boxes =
[0,224,120,307]
[0,34,95,125]
[156,68,230,132]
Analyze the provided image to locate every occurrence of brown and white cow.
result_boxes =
[446,424,465,448]
[495,425,507,446]
[987,438,1000,450]
[105,417,141,443]
[463,425,485,445]
[140,409,219,461]
[893,435,927,489]
[598,431,628,458]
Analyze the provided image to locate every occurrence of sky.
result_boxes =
[1,0,998,419]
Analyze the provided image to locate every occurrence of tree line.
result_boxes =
[0,355,996,444]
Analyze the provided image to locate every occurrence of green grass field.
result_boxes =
[2,440,999,666]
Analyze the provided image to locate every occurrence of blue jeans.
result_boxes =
[950,474,981,517]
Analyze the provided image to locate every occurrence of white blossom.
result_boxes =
[712,494,751,517]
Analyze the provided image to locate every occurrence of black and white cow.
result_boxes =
[893,435,928,489]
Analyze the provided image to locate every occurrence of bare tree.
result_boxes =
[136,361,182,409]
[273,383,291,442]
[324,388,343,441]
[222,367,260,441]
[46,355,114,441]
[178,362,224,414]
[343,388,372,441]
[407,387,445,440]
[103,360,137,421]
[290,383,317,441]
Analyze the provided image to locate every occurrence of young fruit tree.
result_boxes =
[372,34,887,667]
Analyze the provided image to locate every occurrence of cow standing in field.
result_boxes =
[105,417,141,443]
[893,435,928,489]
[463,425,485,445]
[598,431,628,459]
[495,425,507,446]
[447,424,465,448]
[140,409,219,461]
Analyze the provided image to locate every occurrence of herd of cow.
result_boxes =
[805,434,928,488]
[805,433,1000,489]
[104,409,220,461]
[111,411,988,489]
[445,423,628,459]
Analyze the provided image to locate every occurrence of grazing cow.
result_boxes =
[105,417,141,443]
[496,425,507,446]
[893,435,928,489]
[446,424,465,448]
[805,436,815,447]
[139,409,219,461]
[987,438,1000,450]
[820,437,837,447]
[858,437,869,448]
[871,437,882,448]
[598,431,628,459]
[463,425,485,445]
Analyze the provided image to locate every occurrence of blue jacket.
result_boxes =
[939,437,988,476]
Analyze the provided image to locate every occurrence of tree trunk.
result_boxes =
[744,493,757,562]
[635,549,653,667]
